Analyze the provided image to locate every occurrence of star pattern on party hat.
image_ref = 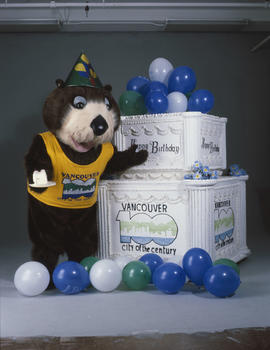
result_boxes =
[64,52,103,88]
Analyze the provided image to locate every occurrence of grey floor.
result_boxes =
[1,229,270,339]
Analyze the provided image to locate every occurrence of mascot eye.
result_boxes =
[73,96,86,109]
[104,97,111,110]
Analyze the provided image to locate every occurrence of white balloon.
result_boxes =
[114,255,133,271]
[149,57,173,85]
[167,92,188,113]
[90,259,122,292]
[14,261,50,297]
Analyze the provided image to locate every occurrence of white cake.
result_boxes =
[97,112,250,263]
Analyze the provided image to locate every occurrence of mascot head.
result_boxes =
[43,52,120,152]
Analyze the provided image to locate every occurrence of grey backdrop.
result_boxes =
[0,32,269,249]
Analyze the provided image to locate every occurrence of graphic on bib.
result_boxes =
[214,207,234,250]
[116,211,178,246]
[62,178,96,199]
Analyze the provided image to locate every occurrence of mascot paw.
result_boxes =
[128,144,148,166]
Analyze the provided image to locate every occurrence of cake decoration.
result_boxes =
[229,164,247,176]
[184,161,219,180]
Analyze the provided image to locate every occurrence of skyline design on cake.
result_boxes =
[116,211,178,246]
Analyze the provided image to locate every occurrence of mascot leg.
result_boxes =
[64,205,99,262]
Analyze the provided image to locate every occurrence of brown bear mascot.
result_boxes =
[25,53,147,285]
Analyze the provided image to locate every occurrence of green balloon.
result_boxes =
[118,91,147,116]
[122,261,151,290]
[80,256,99,273]
[213,258,240,275]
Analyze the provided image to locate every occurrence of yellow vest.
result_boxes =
[27,131,114,209]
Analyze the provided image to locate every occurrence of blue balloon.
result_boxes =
[203,265,241,297]
[126,76,149,93]
[53,261,90,295]
[145,91,168,114]
[140,81,168,97]
[188,89,214,113]
[182,248,213,286]
[168,66,197,94]
[139,253,164,283]
[153,263,186,294]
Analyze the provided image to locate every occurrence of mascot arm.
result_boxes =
[25,135,53,193]
[103,144,148,175]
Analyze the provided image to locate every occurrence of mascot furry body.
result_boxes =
[25,54,147,283]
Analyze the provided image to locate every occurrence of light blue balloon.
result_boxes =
[149,57,174,85]
[167,92,188,113]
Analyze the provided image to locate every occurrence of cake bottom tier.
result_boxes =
[97,176,250,263]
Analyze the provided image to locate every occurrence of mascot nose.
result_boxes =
[90,115,108,136]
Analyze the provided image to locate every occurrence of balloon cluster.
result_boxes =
[184,161,219,180]
[14,249,241,298]
[118,57,214,116]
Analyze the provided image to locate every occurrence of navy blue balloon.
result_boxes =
[145,91,168,114]
[203,265,241,298]
[139,253,164,282]
[126,76,149,93]
[140,81,168,97]
[153,263,186,294]
[53,261,90,295]
[188,89,214,113]
[182,248,213,286]
[168,66,197,94]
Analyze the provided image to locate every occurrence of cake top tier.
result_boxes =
[113,112,227,175]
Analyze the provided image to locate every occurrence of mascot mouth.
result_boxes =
[71,137,94,153]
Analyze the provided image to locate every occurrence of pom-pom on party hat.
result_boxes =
[64,52,103,88]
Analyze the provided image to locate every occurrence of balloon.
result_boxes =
[153,263,186,294]
[203,265,241,297]
[126,76,149,93]
[80,256,99,273]
[14,261,50,296]
[139,253,164,283]
[188,89,214,113]
[122,261,151,290]
[149,57,174,85]
[213,258,240,275]
[90,259,122,292]
[145,91,168,114]
[167,92,188,113]
[140,81,168,97]
[168,66,196,94]
[118,90,147,116]
[114,255,133,271]
[182,248,213,286]
[53,261,90,294]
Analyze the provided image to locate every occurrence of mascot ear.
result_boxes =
[104,84,112,93]
[56,79,65,88]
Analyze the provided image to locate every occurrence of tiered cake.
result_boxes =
[97,112,250,263]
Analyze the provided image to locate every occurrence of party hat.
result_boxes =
[64,52,103,88]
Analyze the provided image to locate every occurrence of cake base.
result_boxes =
[97,176,250,263]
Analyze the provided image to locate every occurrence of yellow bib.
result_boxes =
[27,131,114,209]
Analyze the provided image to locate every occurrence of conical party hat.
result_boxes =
[64,52,103,88]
